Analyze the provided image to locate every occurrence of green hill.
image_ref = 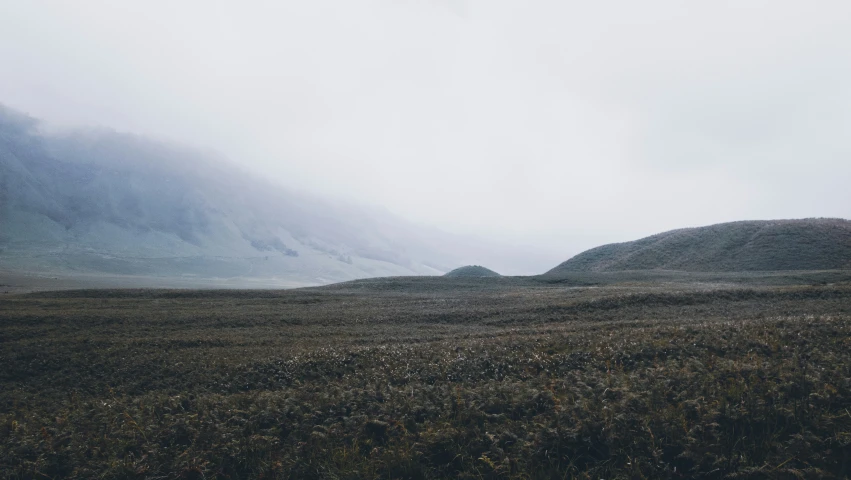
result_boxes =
[444,265,501,277]
[548,219,851,274]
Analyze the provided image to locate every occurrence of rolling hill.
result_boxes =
[547,219,851,274]
[443,265,501,277]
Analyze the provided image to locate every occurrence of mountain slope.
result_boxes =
[0,105,555,285]
[547,219,851,274]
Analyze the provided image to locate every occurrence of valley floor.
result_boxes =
[1,273,851,478]
[0,269,310,294]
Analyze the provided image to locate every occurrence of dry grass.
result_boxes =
[1,277,850,478]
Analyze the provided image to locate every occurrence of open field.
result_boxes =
[2,272,851,478]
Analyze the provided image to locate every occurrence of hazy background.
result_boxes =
[2,0,850,260]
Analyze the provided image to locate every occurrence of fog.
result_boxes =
[2,0,850,259]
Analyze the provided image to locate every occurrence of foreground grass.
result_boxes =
[1,280,850,478]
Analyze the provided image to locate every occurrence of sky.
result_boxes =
[2,0,850,258]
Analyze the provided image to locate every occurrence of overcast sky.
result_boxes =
[2,0,850,257]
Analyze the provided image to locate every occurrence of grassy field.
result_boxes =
[2,273,851,479]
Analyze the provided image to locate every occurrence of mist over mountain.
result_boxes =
[0,105,556,285]
[547,219,851,274]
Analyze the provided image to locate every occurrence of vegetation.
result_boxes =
[444,265,501,278]
[549,219,851,274]
[2,273,851,478]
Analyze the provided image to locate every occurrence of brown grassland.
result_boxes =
[2,272,851,479]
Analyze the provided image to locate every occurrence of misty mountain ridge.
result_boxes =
[0,105,553,285]
[4,105,848,287]
[547,219,851,274]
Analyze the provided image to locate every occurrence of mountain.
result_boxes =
[443,265,501,277]
[547,219,851,274]
[0,105,554,286]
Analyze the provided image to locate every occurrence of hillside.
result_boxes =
[443,265,501,277]
[547,219,851,274]
[0,105,556,285]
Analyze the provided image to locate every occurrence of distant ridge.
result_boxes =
[548,219,851,274]
[444,265,501,277]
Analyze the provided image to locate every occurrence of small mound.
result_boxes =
[443,265,501,277]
